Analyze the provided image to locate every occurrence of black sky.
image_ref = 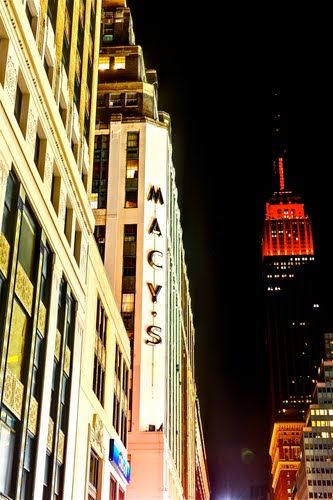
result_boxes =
[130,3,333,498]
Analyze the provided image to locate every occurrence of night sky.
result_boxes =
[130,3,333,498]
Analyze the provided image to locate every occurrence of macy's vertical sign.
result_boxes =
[146,186,164,346]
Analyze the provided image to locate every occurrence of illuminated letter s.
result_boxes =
[146,325,162,345]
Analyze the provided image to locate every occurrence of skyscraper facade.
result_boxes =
[94,1,209,498]
[266,94,325,499]
[294,333,333,500]
[0,1,131,498]
[263,157,322,420]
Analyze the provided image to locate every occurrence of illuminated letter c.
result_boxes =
[148,250,163,269]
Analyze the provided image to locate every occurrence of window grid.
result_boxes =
[125,132,139,208]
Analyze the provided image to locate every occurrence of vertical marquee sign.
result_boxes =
[146,186,164,345]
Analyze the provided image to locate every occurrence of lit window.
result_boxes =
[121,294,135,312]
[114,56,125,70]
[98,56,110,70]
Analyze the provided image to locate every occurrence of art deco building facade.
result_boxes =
[263,158,323,420]
[93,1,209,498]
[269,421,304,500]
[294,333,333,500]
[0,1,131,499]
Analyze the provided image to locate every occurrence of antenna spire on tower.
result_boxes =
[278,157,285,192]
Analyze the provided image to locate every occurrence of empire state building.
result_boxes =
[263,156,323,420]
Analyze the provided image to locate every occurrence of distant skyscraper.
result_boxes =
[263,157,322,419]
[266,92,326,500]
[263,95,323,420]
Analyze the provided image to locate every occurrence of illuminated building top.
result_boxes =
[269,422,304,496]
[262,157,314,257]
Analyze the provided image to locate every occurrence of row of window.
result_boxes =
[306,466,333,472]
[92,298,129,447]
[304,442,333,449]
[97,92,139,108]
[308,480,333,486]
[317,387,333,393]
[308,493,333,499]
[92,132,139,210]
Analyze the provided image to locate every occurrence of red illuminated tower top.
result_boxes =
[262,157,314,257]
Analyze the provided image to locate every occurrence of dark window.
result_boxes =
[110,475,117,500]
[115,344,122,379]
[84,111,90,141]
[92,135,109,208]
[125,132,139,208]
[43,453,50,487]
[122,365,129,394]
[62,36,71,75]
[14,84,23,123]
[21,434,35,499]
[96,298,107,346]
[73,76,80,106]
[93,299,107,405]
[112,394,120,433]
[121,225,137,332]
[121,410,127,445]
[47,0,58,31]
[25,3,33,26]
[94,225,105,261]
[97,94,105,107]
[34,133,41,167]
[1,172,19,244]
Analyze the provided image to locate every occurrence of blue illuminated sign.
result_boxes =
[109,439,131,483]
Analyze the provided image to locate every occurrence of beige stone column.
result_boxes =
[0,140,11,226]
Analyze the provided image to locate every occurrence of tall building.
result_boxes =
[0,1,131,499]
[266,93,325,499]
[294,333,333,500]
[269,421,304,499]
[263,156,322,420]
[94,1,209,498]
[262,158,322,419]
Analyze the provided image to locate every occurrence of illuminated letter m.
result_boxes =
[147,186,164,205]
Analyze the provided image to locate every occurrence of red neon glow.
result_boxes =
[262,197,314,257]
[278,157,285,192]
